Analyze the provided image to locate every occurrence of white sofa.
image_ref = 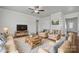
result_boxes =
[14,38,31,53]
[5,35,18,53]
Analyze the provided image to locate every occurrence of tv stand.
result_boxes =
[14,30,28,37]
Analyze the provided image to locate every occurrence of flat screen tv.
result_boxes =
[17,25,27,31]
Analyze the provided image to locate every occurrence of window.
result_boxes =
[69,22,73,29]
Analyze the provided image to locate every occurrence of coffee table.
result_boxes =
[26,35,42,48]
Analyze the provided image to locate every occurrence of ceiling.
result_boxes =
[0,6,79,18]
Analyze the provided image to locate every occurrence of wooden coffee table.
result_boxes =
[26,35,42,48]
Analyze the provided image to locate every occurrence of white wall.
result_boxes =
[65,12,79,35]
[0,8,37,35]
[38,18,44,32]
[51,12,65,31]
[40,12,79,35]
[0,8,79,35]
[41,12,65,32]
[40,16,51,30]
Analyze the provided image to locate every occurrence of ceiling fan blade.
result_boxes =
[31,11,34,13]
[38,10,44,11]
[28,8,34,10]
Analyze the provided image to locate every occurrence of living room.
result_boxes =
[0,6,79,53]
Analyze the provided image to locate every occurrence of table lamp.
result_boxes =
[3,27,9,38]
[3,27,8,33]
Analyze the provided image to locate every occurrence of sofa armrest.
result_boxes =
[50,37,66,53]
[6,36,18,53]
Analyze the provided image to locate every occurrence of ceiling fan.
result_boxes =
[28,6,45,14]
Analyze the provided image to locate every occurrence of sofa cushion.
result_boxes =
[48,34,60,41]
[14,39,31,53]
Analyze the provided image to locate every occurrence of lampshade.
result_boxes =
[3,27,8,33]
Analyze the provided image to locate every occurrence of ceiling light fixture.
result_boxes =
[28,6,45,14]
[34,10,39,13]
